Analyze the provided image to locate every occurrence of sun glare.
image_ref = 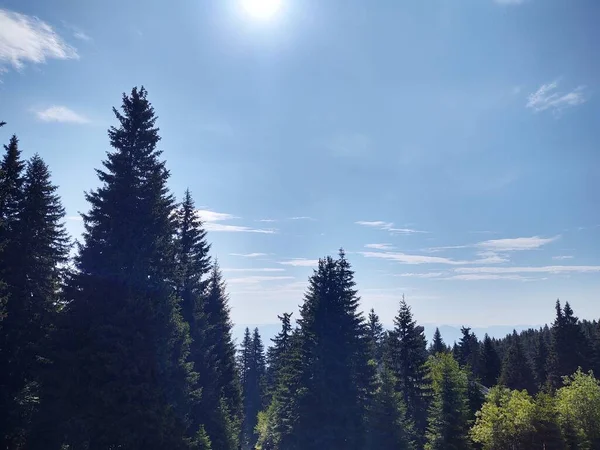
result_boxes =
[241,0,282,20]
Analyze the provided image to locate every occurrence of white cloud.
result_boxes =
[455,265,600,275]
[35,106,89,124]
[73,30,91,41]
[365,243,395,250]
[279,258,319,267]
[257,219,277,223]
[526,81,587,114]
[474,251,509,264]
[424,245,469,253]
[223,268,285,273]
[552,255,574,260]
[228,276,295,284]
[289,216,316,221]
[476,235,558,252]
[196,209,276,234]
[0,9,78,71]
[360,251,465,265]
[230,253,268,258]
[445,274,533,281]
[356,221,427,235]
[397,272,443,278]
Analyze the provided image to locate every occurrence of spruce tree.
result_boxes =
[366,366,415,450]
[202,262,242,450]
[265,312,293,397]
[429,327,448,355]
[240,328,266,449]
[43,87,196,450]
[456,326,480,375]
[366,308,384,363]
[424,353,471,450]
[0,153,68,448]
[479,334,501,388]
[290,251,372,450]
[384,295,429,446]
[499,331,536,394]
[533,331,549,388]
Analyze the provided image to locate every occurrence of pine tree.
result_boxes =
[384,295,429,446]
[533,331,549,388]
[265,312,293,398]
[429,327,448,355]
[0,153,68,448]
[202,262,242,450]
[499,331,536,394]
[424,353,471,450]
[365,366,415,450]
[290,251,372,450]
[42,87,196,450]
[240,328,266,449]
[456,326,480,376]
[366,308,384,363]
[479,334,501,388]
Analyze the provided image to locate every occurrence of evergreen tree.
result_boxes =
[384,295,429,446]
[479,334,501,388]
[499,331,536,394]
[366,308,384,363]
[41,87,197,450]
[456,326,480,376]
[290,251,372,450]
[265,312,293,397]
[240,328,266,449]
[533,331,549,388]
[0,153,68,448]
[429,327,448,355]
[202,262,242,450]
[365,366,415,450]
[424,353,471,450]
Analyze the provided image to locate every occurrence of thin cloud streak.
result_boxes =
[196,209,276,234]
[222,268,285,273]
[455,265,600,275]
[365,243,395,250]
[356,221,427,235]
[35,106,89,124]
[229,253,269,258]
[279,258,319,267]
[526,81,587,114]
[228,276,295,284]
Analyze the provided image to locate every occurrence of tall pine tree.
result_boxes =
[366,308,384,363]
[429,327,448,355]
[479,334,501,388]
[240,328,266,449]
[44,87,197,450]
[499,331,536,394]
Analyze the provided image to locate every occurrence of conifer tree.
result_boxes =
[385,295,429,445]
[290,251,372,450]
[366,366,415,450]
[44,87,197,450]
[0,153,68,448]
[240,328,266,449]
[499,331,536,394]
[429,327,448,355]
[533,331,549,388]
[202,262,242,450]
[366,308,384,363]
[424,353,471,450]
[265,312,293,397]
[479,334,501,388]
[456,327,480,376]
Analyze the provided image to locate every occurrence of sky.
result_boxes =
[1,0,599,331]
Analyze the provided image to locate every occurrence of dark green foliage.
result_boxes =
[46,87,197,449]
[456,327,480,376]
[425,353,471,450]
[479,334,501,388]
[0,151,68,449]
[240,328,266,449]
[265,312,293,399]
[290,251,372,450]
[366,366,415,450]
[533,331,550,388]
[384,295,429,446]
[500,331,536,394]
[366,308,384,363]
[429,327,448,355]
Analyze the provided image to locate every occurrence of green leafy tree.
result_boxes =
[384,295,429,446]
[290,251,372,450]
[42,87,196,450]
[366,366,415,450]
[555,369,600,449]
[479,334,501,388]
[500,331,536,394]
[429,327,448,355]
[424,352,471,450]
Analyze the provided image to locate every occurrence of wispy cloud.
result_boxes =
[552,255,574,261]
[526,81,587,114]
[424,245,469,253]
[455,265,600,275]
[360,251,465,265]
[279,258,319,267]
[356,221,427,235]
[0,9,77,72]
[73,30,91,41]
[35,106,89,124]
[196,209,276,234]
[257,219,277,223]
[230,253,269,258]
[365,243,395,250]
[222,268,285,273]
[228,276,295,284]
[289,216,316,221]
[445,274,534,281]
[476,235,558,252]
[397,272,443,278]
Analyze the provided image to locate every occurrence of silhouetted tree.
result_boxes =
[500,331,536,394]
[479,334,501,388]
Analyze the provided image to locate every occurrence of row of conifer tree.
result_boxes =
[1,89,599,450]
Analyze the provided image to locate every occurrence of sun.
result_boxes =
[241,0,282,20]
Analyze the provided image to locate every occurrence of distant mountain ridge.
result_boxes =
[232,323,540,348]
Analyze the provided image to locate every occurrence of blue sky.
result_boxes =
[1,0,599,330]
